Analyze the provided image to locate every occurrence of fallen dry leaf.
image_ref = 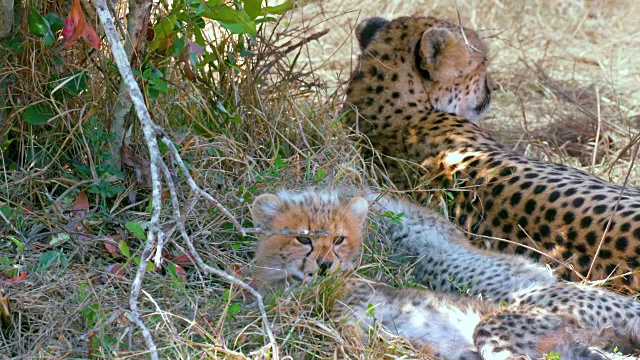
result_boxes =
[73,191,89,213]
[3,272,27,283]
[104,242,119,257]
[69,191,93,241]
[173,264,187,281]
[106,263,126,277]
[170,252,196,267]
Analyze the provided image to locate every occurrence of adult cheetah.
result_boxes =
[249,189,640,359]
[344,15,640,289]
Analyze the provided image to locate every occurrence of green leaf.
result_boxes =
[228,303,241,316]
[229,114,242,124]
[28,11,58,46]
[172,36,185,57]
[45,13,65,32]
[8,236,25,253]
[166,263,185,282]
[28,10,50,37]
[202,3,256,37]
[50,71,88,99]
[125,222,146,241]
[244,0,262,20]
[119,241,131,258]
[0,205,14,217]
[132,257,155,271]
[7,33,25,54]
[263,1,295,15]
[38,251,60,269]
[218,22,249,35]
[154,80,169,94]
[49,232,71,246]
[23,103,55,125]
[154,15,177,39]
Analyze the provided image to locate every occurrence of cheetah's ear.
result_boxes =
[418,27,469,83]
[419,27,487,83]
[250,194,282,229]
[346,196,369,226]
[356,17,389,50]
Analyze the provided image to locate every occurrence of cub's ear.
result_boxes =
[418,27,486,83]
[347,196,369,225]
[356,17,389,50]
[250,194,282,229]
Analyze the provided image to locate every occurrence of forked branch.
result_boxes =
[92,0,277,358]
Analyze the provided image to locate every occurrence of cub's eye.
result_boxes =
[296,236,312,245]
[333,236,345,245]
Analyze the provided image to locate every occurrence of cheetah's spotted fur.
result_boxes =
[250,189,639,359]
[344,15,640,289]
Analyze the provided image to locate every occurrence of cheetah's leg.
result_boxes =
[512,283,640,353]
[337,278,483,359]
[474,306,608,360]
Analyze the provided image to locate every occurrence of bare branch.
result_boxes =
[159,135,245,235]
[80,309,124,341]
[94,1,162,358]
[243,227,329,238]
[158,158,279,357]
[94,1,273,358]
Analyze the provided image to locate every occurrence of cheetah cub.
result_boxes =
[250,190,616,360]
[369,193,640,356]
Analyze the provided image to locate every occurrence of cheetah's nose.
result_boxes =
[318,260,333,275]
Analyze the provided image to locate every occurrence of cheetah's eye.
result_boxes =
[296,236,312,245]
[333,236,345,245]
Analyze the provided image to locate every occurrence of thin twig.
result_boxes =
[94,1,161,357]
[12,111,85,185]
[159,134,245,235]
[455,8,481,54]
[80,309,124,340]
[280,29,330,56]
[591,86,601,170]
[525,60,597,120]
[158,158,279,358]
[242,227,329,237]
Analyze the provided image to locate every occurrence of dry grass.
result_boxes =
[1,0,639,358]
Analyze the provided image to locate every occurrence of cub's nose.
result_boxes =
[317,260,333,275]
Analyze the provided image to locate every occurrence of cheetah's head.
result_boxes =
[347,16,494,122]
[250,190,368,295]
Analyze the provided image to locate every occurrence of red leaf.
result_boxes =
[104,241,119,256]
[226,263,245,277]
[171,252,196,267]
[173,264,187,281]
[62,0,100,49]
[4,271,27,283]
[73,191,89,212]
[107,263,126,277]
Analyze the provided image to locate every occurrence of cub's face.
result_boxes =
[250,191,368,295]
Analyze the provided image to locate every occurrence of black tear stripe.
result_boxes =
[301,238,314,275]
[475,79,491,113]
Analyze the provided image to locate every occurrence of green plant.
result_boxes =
[545,351,561,360]
[380,210,405,225]
[73,117,125,202]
